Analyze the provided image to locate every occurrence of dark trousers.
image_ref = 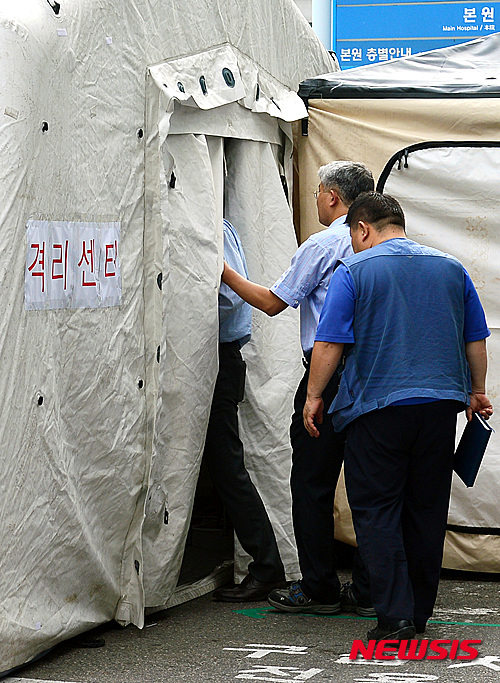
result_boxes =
[344,401,458,625]
[290,363,370,604]
[203,341,285,583]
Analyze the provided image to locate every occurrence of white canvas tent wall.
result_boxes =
[0,0,335,673]
[296,34,500,573]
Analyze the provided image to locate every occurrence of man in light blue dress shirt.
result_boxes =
[222,162,374,614]
[210,220,286,602]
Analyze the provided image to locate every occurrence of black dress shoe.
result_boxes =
[415,622,427,634]
[367,619,416,641]
[213,574,287,603]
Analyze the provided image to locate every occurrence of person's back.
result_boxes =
[332,238,471,430]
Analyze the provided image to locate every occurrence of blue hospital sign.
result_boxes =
[335,0,499,68]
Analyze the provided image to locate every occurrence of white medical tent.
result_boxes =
[0,0,336,673]
[296,34,500,574]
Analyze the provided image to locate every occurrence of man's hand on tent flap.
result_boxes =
[222,260,288,317]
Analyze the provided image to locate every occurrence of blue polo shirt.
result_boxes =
[315,238,490,426]
[219,220,252,347]
[317,260,489,346]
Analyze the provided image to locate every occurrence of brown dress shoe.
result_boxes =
[213,574,287,603]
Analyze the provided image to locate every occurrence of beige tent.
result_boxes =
[296,34,500,573]
[0,0,335,674]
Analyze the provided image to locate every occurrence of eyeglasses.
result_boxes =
[313,186,330,199]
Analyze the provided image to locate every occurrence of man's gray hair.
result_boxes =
[318,161,374,207]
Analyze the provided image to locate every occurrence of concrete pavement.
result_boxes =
[7,570,500,683]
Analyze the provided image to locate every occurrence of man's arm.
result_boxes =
[222,261,288,317]
[465,338,493,421]
[303,341,344,437]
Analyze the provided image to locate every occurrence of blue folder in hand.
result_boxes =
[454,412,494,488]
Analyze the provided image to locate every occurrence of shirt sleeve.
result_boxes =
[219,221,249,322]
[270,239,332,309]
[219,283,245,323]
[463,268,491,342]
[315,264,356,343]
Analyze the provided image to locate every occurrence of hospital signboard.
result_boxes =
[335,0,499,68]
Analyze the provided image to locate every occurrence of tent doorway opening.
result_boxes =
[177,458,234,587]
[157,122,301,601]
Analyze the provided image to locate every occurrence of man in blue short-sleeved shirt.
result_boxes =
[304,192,493,642]
[222,162,375,615]
[210,220,286,603]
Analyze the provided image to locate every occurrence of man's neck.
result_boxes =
[372,228,406,247]
[327,212,347,227]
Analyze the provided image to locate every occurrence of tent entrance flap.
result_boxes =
[142,131,221,609]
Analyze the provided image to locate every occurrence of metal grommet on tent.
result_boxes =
[37,394,44,406]
[138,379,144,389]
[47,0,61,14]
[199,75,208,96]
[177,81,185,93]
[222,68,235,88]
[137,128,144,140]
[41,121,49,133]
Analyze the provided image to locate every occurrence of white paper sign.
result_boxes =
[25,220,121,310]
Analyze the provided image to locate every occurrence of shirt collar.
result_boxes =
[328,214,348,229]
